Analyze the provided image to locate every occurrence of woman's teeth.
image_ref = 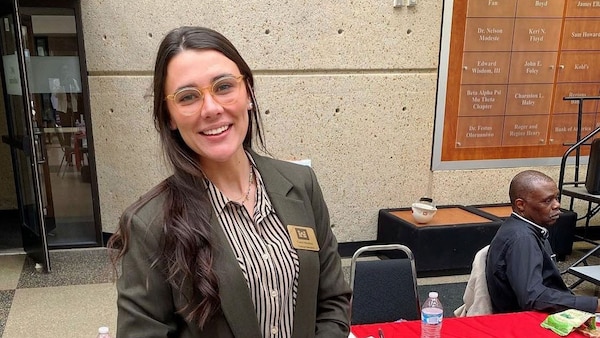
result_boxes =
[203,125,229,135]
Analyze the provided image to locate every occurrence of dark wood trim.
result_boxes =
[19,0,76,8]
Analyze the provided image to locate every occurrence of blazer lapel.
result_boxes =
[251,151,311,226]
[252,153,321,338]
[212,211,262,338]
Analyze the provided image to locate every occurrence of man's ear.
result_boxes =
[515,198,526,213]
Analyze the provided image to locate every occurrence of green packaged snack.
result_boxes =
[541,309,596,336]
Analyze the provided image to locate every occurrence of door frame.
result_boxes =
[20,0,103,249]
[1,0,51,270]
[0,0,102,268]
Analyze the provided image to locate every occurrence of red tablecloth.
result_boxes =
[351,311,588,337]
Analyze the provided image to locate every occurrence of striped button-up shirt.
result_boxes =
[206,161,300,337]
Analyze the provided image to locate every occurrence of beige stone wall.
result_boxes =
[80,1,591,241]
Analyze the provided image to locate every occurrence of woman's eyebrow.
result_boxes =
[173,73,236,92]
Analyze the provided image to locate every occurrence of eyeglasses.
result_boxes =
[165,75,245,115]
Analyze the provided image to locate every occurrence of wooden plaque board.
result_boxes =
[439,0,600,163]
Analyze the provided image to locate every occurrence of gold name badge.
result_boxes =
[287,225,320,251]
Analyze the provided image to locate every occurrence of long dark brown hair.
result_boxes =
[108,26,265,328]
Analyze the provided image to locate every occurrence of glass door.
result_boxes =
[0,0,50,270]
[0,0,99,269]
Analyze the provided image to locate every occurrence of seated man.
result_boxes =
[486,170,599,314]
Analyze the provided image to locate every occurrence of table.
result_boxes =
[43,126,87,171]
[562,186,600,240]
[568,266,600,286]
[562,186,600,205]
[351,311,587,338]
[377,206,501,275]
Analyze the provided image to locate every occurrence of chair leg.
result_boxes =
[58,149,74,177]
[58,152,66,177]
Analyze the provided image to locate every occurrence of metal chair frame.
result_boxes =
[349,244,420,324]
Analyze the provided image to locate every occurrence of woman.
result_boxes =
[108,26,351,338]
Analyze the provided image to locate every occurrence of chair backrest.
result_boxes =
[349,244,420,325]
[454,244,492,317]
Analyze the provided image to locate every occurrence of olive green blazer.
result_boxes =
[116,151,352,338]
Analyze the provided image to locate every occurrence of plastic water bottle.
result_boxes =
[421,291,443,338]
[96,326,112,338]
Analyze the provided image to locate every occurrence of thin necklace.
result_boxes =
[239,165,254,204]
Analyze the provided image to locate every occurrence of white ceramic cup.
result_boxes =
[411,202,437,223]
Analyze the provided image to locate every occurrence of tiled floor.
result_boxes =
[0,249,117,338]
[2,242,599,338]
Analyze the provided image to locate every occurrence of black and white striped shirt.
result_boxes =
[206,161,300,337]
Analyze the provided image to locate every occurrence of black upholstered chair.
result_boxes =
[349,244,420,325]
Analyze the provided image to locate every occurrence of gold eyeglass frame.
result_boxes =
[164,75,245,103]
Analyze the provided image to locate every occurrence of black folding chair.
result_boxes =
[349,244,420,325]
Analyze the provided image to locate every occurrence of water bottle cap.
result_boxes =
[429,291,438,298]
[98,327,109,334]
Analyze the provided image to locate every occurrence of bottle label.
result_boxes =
[422,312,443,325]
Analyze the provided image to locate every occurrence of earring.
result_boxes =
[248,102,253,110]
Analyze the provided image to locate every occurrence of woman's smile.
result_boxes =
[201,124,231,136]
